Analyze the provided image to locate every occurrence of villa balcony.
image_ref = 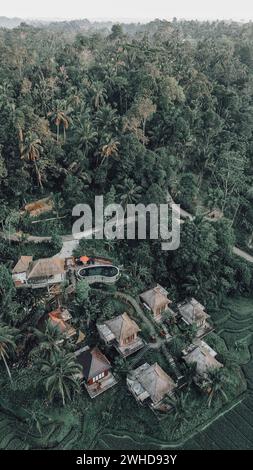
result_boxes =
[84,372,118,399]
[115,337,145,357]
[196,321,213,339]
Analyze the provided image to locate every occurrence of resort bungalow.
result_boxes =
[177,298,212,337]
[12,256,33,287]
[140,284,172,321]
[75,346,117,398]
[12,256,66,288]
[48,307,76,341]
[97,312,144,357]
[183,340,223,389]
[127,362,177,409]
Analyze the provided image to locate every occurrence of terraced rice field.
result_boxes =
[0,404,83,450]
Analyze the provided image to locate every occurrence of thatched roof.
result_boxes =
[140,284,170,311]
[178,298,209,324]
[76,347,111,381]
[48,312,76,337]
[12,256,33,274]
[100,312,140,344]
[184,343,223,376]
[27,257,65,279]
[48,307,72,322]
[128,362,176,405]
[24,196,54,217]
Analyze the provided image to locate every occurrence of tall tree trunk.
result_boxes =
[18,127,24,158]
[34,161,43,191]
[1,353,13,384]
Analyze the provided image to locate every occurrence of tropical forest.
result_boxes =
[0,18,253,450]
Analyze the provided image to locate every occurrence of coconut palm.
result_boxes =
[21,132,44,188]
[75,120,97,156]
[127,262,151,283]
[0,323,19,383]
[90,81,107,109]
[95,105,119,131]
[48,103,72,142]
[182,274,204,297]
[31,321,64,360]
[100,138,120,165]
[38,350,82,406]
[182,274,216,302]
[207,368,230,408]
[166,392,194,435]
[21,133,42,162]
[117,178,142,211]
[136,265,152,283]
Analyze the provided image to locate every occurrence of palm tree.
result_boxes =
[127,262,151,283]
[75,120,97,156]
[21,133,42,162]
[182,274,204,297]
[166,392,194,436]
[100,138,120,165]
[207,368,230,408]
[48,103,71,142]
[182,274,216,302]
[136,265,151,283]
[117,178,142,211]
[38,350,82,406]
[31,321,64,360]
[82,299,99,328]
[90,81,107,109]
[0,323,19,383]
[95,105,119,131]
[21,132,44,189]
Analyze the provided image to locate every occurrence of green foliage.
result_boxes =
[36,350,82,406]
[0,18,252,451]
[0,264,17,322]
[75,279,90,305]
[31,321,65,360]
[50,232,63,253]
[0,322,19,382]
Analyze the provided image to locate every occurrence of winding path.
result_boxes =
[169,195,253,264]
[2,203,253,263]
[233,247,253,264]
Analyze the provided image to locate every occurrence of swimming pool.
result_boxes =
[78,265,119,279]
